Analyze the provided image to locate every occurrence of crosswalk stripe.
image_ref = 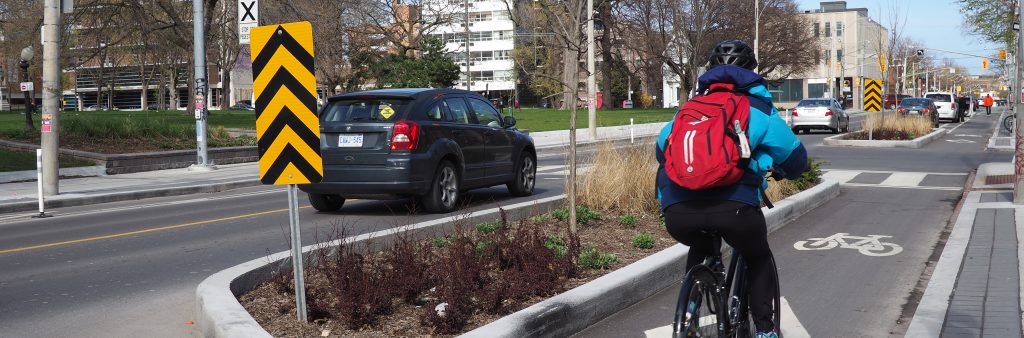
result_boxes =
[880,172,929,187]
[822,170,861,183]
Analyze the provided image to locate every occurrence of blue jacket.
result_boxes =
[656,65,808,209]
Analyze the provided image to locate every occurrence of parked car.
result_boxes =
[299,88,537,213]
[789,98,850,134]
[884,94,912,109]
[924,92,960,122]
[229,101,255,111]
[84,105,110,111]
[897,98,940,128]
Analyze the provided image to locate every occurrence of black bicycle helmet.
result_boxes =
[708,40,758,70]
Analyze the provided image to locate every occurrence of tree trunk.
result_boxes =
[222,65,232,107]
[562,46,575,110]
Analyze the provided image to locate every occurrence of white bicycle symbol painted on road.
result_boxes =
[793,233,903,257]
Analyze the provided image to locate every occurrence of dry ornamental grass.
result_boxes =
[847,114,934,140]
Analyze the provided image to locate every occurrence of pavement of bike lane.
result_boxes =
[573,178,966,338]
[907,162,1024,337]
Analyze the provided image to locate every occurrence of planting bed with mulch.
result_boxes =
[842,129,930,141]
[240,206,675,337]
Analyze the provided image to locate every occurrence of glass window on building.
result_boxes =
[825,50,831,65]
[815,50,820,64]
[768,79,805,102]
[813,22,819,37]
[837,49,843,63]
[825,22,831,37]
[836,22,843,36]
[808,83,826,98]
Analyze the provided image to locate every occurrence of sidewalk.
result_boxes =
[0,122,666,214]
[986,107,1013,152]
[907,162,1024,337]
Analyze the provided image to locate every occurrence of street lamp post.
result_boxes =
[20,47,34,131]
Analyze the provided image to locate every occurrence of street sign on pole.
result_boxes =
[864,79,882,112]
[250,21,320,322]
[238,0,259,44]
[19,82,33,92]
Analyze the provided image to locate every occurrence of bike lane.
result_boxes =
[571,185,961,338]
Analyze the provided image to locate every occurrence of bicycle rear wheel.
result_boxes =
[674,265,722,338]
[1004,115,1015,134]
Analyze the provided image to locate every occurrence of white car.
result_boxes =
[789,98,850,134]
[924,92,960,122]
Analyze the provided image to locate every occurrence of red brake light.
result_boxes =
[923,108,930,113]
[390,120,420,151]
[825,110,833,116]
[791,109,798,116]
[898,108,906,113]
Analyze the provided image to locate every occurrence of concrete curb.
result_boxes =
[986,111,1014,152]
[0,165,106,184]
[0,179,261,214]
[822,128,948,148]
[195,195,567,338]
[461,179,839,338]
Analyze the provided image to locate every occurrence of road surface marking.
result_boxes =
[642,296,809,338]
[945,139,975,144]
[822,170,861,183]
[842,183,961,191]
[0,207,308,254]
[879,172,928,187]
[794,233,903,256]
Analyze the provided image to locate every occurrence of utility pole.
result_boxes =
[1015,0,1024,203]
[41,0,61,195]
[754,0,760,74]
[586,0,596,138]
[465,0,471,91]
[191,0,213,170]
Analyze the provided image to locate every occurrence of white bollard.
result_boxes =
[33,148,50,218]
[630,118,634,144]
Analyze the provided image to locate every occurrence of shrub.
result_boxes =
[330,251,395,329]
[421,235,483,333]
[576,142,659,213]
[432,237,450,248]
[847,114,933,140]
[632,234,656,249]
[529,213,552,223]
[619,214,637,227]
[579,245,617,269]
[552,208,569,222]
[550,206,601,225]
[475,220,502,233]
[385,233,432,304]
[544,236,568,259]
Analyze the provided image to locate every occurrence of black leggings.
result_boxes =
[664,200,777,332]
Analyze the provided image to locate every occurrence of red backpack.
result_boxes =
[664,83,752,190]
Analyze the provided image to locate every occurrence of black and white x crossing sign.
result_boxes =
[238,0,259,44]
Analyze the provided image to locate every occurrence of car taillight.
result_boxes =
[791,110,798,116]
[825,110,833,116]
[898,108,906,113]
[923,108,930,113]
[952,103,956,109]
[390,120,420,151]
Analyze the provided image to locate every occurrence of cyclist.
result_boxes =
[656,40,808,338]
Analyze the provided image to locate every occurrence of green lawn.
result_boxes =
[0,149,97,172]
[0,110,257,136]
[507,108,675,132]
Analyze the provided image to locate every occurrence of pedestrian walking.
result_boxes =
[984,94,994,116]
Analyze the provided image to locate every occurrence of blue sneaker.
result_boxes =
[755,331,778,338]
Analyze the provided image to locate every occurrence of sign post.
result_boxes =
[250,21,321,322]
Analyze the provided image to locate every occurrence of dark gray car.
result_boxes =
[299,88,537,213]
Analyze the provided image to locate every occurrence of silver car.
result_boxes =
[789,98,850,134]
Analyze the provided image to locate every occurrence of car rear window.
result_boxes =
[900,99,929,107]
[797,99,831,107]
[320,99,411,123]
[925,94,952,102]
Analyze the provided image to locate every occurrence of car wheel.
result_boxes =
[308,193,345,212]
[421,161,459,213]
[792,127,800,134]
[507,152,536,197]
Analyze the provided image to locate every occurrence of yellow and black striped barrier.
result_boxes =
[864,79,882,112]
[250,21,322,185]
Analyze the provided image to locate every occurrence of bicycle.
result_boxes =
[673,233,781,337]
[1004,112,1016,134]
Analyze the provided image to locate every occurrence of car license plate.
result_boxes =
[338,134,363,148]
[909,110,919,114]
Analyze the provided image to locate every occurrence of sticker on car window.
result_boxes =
[380,105,395,119]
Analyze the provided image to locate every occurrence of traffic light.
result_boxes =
[879,52,886,73]
[916,49,924,56]
[982,58,989,70]
[1000,49,1008,60]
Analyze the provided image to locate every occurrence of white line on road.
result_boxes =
[879,172,928,187]
[842,183,962,191]
[822,170,861,184]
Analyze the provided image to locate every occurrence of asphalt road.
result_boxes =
[0,140,640,338]
[573,110,1009,337]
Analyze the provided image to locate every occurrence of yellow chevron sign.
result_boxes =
[864,79,882,112]
[251,22,322,185]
